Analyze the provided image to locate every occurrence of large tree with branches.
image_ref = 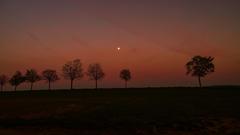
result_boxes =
[120,69,131,88]
[62,59,84,90]
[86,63,105,89]
[186,56,215,87]
[42,69,59,90]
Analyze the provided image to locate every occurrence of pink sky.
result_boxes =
[0,0,240,90]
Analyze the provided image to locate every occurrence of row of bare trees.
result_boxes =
[0,59,132,91]
[0,55,215,91]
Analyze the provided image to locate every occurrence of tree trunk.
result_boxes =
[14,86,17,91]
[95,68,98,89]
[30,83,33,91]
[48,80,51,90]
[1,85,3,92]
[198,76,202,88]
[95,79,98,89]
[70,79,73,90]
[125,81,127,88]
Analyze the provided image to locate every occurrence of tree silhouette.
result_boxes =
[25,69,41,91]
[186,56,215,87]
[62,59,84,90]
[42,69,59,90]
[120,69,131,88]
[9,71,25,91]
[0,74,8,91]
[86,63,105,89]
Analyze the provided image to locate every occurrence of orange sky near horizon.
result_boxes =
[0,0,240,90]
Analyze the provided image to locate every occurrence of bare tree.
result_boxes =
[62,59,84,90]
[9,71,25,91]
[120,69,131,88]
[186,56,215,87]
[0,74,8,91]
[25,69,41,91]
[42,69,59,90]
[86,63,105,89]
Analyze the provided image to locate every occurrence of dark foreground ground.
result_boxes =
[0,87,240,135]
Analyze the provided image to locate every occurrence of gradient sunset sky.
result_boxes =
[0,0,240,90]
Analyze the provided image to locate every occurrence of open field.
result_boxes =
[0,87,240,135]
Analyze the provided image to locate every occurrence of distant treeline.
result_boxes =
[0,55,215,91]
[0,59,132,91]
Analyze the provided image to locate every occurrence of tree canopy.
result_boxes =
[186,56,215,87]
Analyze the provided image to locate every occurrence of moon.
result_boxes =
[117,47,121,51]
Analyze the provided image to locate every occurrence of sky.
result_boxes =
[0,0,240,90]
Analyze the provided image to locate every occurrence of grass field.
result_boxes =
[0,87,240,135]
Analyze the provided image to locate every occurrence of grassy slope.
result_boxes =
[0,87,240,134]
